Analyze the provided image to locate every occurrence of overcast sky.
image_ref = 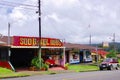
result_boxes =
[0,0,120,44]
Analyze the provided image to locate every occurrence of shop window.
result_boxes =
[73,54,78,59]
[86,51,91,58]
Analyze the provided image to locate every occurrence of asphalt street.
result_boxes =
[2,70,120,80]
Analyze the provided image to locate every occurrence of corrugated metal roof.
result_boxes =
[64,43,96,50]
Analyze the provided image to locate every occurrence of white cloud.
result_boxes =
[9,8,27,21]
[45,13,61,23]
[1,0,120,44]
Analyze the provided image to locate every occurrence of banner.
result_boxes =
[13,36,63,47]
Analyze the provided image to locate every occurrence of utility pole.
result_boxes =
[38,0,42,69]
[88,24,91,46]
[89,34,91,46]
[8,23,10,46]
[8,23,11,61]
[8,22,15,71]
[113,33,115,47]
[113,33,116,53]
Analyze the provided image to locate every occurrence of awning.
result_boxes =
[11,46,39,48]
[11,46,65,49]
[91,52,98,55]
[91,49,108,57]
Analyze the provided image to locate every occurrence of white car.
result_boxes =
[99,58,119,70]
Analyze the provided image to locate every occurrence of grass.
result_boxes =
[68,64,99,72]
[0,67,29,79]
[0,63,99,79]
[0,67,13,74]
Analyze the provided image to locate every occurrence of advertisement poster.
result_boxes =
[69,53,80,64]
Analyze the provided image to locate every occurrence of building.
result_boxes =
[64,43,108,64]
[0,36,108,70]
[64,43,94,64]
[0,36,65,71]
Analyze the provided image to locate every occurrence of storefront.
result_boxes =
[91,49,108,62]
[64,43,93,64]
[0,36,65,70]
[67,49,80,64]
[41,48,65,67]
[66,49,92,64]
[81,49,92,63]
[0,41,15,70]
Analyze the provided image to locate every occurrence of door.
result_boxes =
[79,50,83,63]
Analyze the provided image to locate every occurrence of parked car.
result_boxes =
[99,58,119,70]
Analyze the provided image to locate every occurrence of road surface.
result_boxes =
[3,70,120,80]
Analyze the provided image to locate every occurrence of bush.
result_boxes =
[42,63,49,71]
[64,63,69,70]
[107,49,117,58]
[31,57,49,70]
[31,57,43,69]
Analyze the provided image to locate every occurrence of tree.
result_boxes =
[107,49,117,58]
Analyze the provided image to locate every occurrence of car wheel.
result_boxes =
[107,66,113,70]
[116,65,119,70]
[99,67,103,70]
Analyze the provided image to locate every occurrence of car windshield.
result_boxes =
[103,58,112,62]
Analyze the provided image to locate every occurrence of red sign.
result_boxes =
[13,36,63,47]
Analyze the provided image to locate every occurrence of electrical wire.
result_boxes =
[0,0,37,10]
[0,3,37,10]
[1,0,37,7]
[0,0,80,42]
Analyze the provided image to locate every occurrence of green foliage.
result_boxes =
[107,49,117,58]
[65,63,69,67]
[42,63,49,70]
[31,57,49,70]
[31,57,44,69]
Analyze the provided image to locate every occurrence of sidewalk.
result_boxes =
[15,67,74,76]
[15,69,75,77]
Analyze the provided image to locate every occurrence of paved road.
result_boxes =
[2,70,120,80]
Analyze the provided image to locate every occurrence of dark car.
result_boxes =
[99,58,119,70]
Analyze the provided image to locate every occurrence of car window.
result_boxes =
[113,59,118,63]
[103,58,118,63]
[103,58,111,62]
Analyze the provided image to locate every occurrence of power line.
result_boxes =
[0,3,37,10]
[1,0,37,7]
[0,1,37,10]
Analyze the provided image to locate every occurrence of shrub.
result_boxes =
[31,57,49,71]
[64,63,69,70]
[107,49,117,58]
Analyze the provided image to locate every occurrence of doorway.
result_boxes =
[79,50,84,63]
[10,48,36,69]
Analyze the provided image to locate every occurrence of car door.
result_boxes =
[112,59,118,68]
